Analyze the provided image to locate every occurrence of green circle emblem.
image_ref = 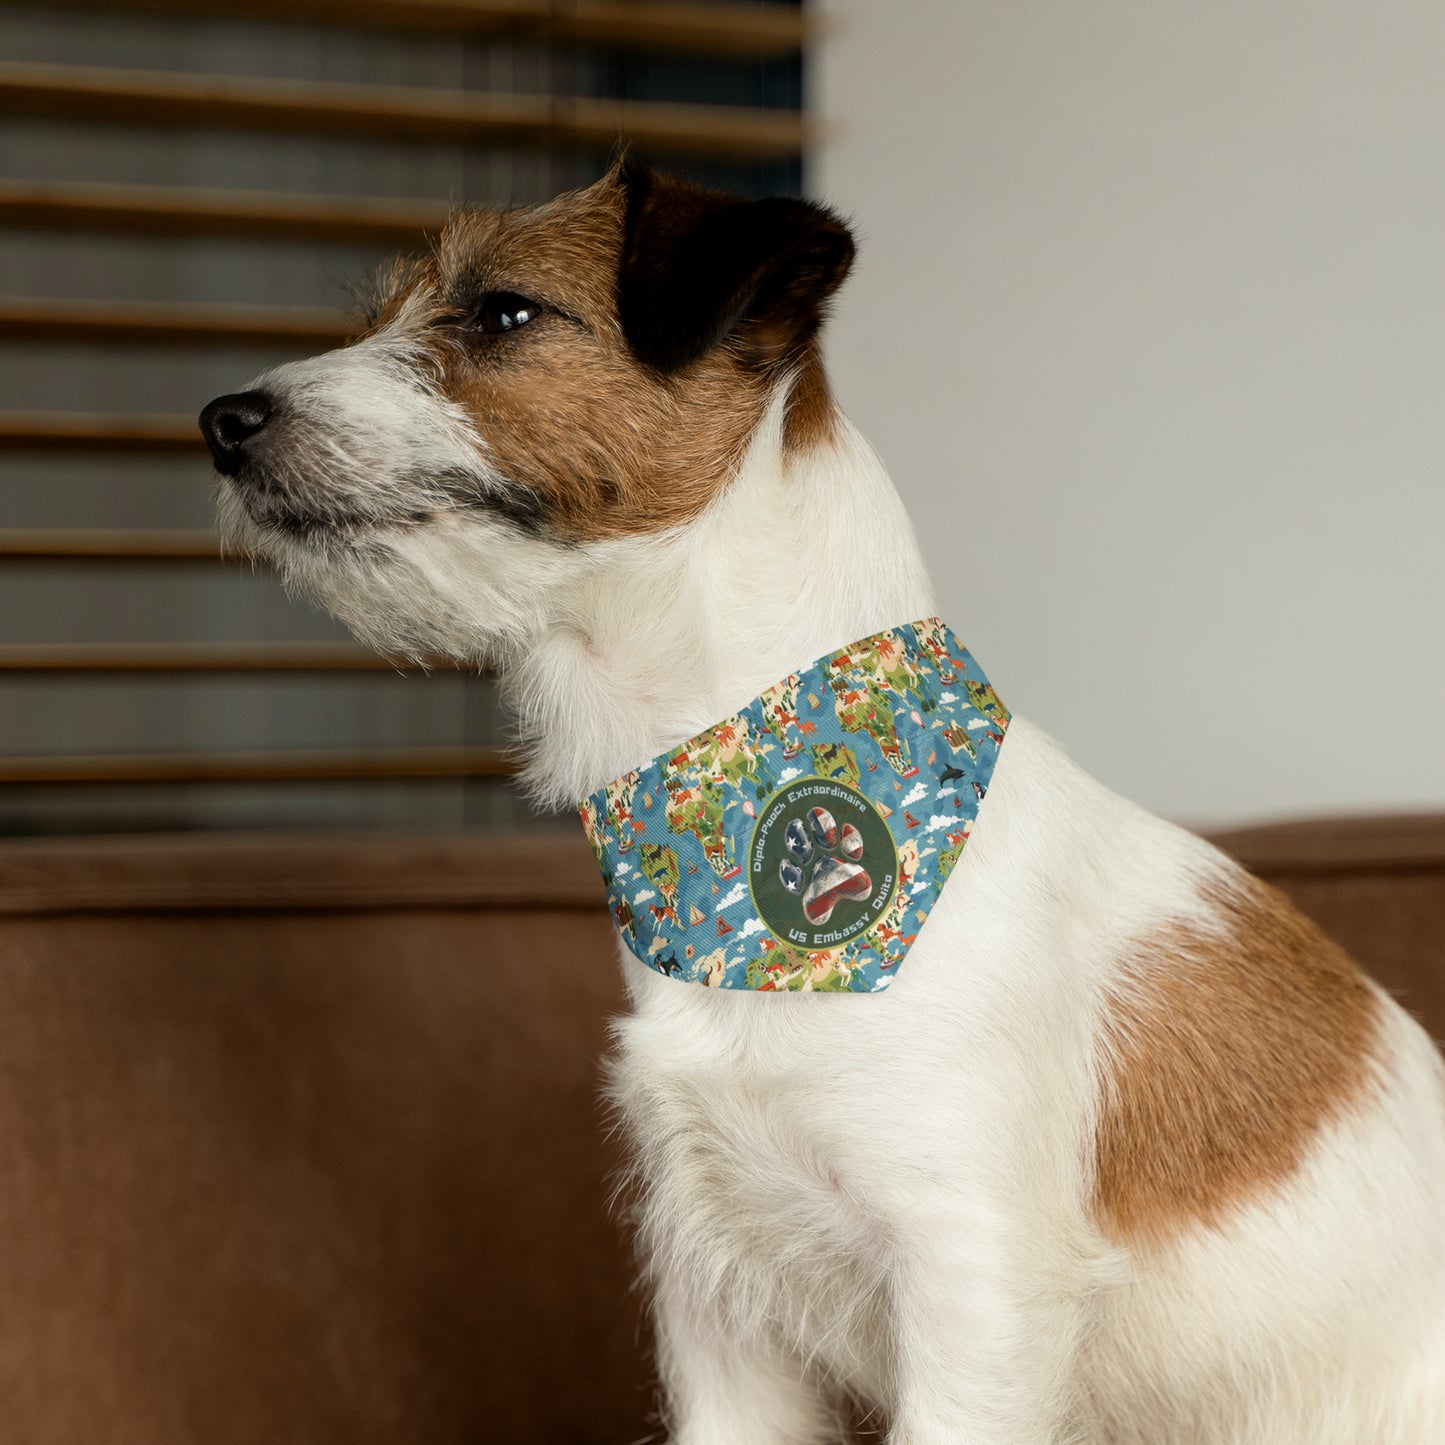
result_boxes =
[747,776,899,950]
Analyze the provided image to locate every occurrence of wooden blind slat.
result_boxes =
[0,643,421,672]
[0,297,353,348]
[544,0,810,58]
[0,0,810,58]
[0,744,513,783]
[0,412,202,452]
[0,180,448,245]
[0,62,812,161]
[0,529,227,561]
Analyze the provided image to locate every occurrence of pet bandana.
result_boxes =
[579,619,1008,993]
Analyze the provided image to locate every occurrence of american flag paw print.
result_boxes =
[778,806,874,925]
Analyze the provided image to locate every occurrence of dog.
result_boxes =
[200,162,1445,1443]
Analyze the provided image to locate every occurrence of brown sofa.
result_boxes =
[0,817,1440,1443]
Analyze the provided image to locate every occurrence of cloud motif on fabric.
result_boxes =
[716,881,747,910]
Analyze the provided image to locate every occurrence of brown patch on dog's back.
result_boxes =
[1093,873,1381,1247]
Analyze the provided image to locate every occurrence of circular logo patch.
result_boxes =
[747,776,899,950]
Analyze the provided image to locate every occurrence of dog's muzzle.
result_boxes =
[199,390,273,476]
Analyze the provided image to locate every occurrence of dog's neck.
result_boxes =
[503,394,938,809]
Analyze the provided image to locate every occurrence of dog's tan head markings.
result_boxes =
[199,164,856,556]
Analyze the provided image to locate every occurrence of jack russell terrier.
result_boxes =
[200,162,1445,1444]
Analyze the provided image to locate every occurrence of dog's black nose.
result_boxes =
[199,390,273,475]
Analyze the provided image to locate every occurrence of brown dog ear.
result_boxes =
[617,162,855,374]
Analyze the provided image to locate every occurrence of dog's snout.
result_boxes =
[199,390,273,475]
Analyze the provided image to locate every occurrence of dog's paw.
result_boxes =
[777,805,872,924]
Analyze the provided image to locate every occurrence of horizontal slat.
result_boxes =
[0,412,202,452]
[0,62,811,161]
[0,296,353,348]
[0,744,512,783]
[0,529,226,560]
[0,179,448,245]
[549,0,808,57]
[0,0,809,58]
[0,832,603,916]
[0,643,416,672]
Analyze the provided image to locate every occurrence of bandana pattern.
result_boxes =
[579,620,1008,993]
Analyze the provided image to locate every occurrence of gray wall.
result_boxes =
[814,0,1445,827]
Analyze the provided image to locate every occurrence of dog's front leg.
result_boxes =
[653,1273,845,1445]
[882,1203,1093,1445]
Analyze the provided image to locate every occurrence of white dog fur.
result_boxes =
[202,164,1445,1444]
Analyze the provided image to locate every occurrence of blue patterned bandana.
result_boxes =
[579,619,1008,993]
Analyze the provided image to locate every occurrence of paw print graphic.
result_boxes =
[778,806,874,925]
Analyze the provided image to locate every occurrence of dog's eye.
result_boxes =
[472,291,543,334]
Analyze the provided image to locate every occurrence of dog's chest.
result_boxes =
[612,990,895,1386]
